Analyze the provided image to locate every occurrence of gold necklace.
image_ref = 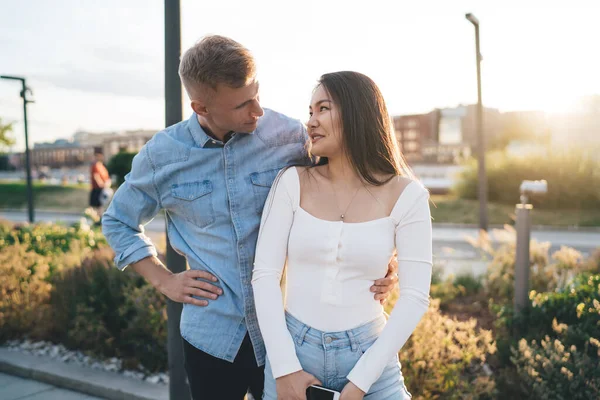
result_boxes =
[330,182,362,220]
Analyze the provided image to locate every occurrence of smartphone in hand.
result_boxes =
[306,385,341,400]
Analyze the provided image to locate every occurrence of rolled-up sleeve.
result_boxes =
[102,144,161,270]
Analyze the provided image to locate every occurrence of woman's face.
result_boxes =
[307,84,343,158]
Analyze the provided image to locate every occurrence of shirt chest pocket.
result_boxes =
[250,168,282,214]
[170,180,215,228]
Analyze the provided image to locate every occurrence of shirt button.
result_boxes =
[211,140,217,144]
[229,179,234,184]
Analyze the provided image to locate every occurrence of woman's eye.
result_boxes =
[309,112,313,117]
[320,106,329,112]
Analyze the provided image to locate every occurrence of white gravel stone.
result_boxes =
[146,375,161,384]
[1,339,167,385]
[483,363,493,376]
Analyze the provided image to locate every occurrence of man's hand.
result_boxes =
[371,254,398,304]
[131,257,222,307]
[276,370,321,400]
[158,269,222,306]
[340,381,365,400]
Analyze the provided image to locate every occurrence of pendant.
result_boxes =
[340,214,345,220]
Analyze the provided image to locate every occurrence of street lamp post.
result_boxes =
[465,13,488,231]
[1,75,35,223]
[164,1,190,399]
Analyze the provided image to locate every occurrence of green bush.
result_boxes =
[107,151,137,186]
[397,299,497,400]
[511,334,600,399]
[46,248,167,372]
[491,273,600,398]
[1,219,166,373]
[467,226,595,305]
[453,150,600,209]
[524,274,600,354]
[0,219,106,341]
[430,272,483,310]
[0,243,52,341]
[0,219,105,276]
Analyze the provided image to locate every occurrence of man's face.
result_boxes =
[204,80,264,134]
[94,153,104,163]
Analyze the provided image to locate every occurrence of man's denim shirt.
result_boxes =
[102,109,309,365]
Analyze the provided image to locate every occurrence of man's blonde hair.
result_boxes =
[179,35,256,98]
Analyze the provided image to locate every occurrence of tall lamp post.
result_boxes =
[1,75,35,223]
[164,1,190,399]
[465,13,488,231]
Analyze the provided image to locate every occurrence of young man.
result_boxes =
[102,35,398,399]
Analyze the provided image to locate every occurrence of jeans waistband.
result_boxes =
[285,312,386,351]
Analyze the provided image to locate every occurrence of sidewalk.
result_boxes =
[0,372,103,400]
[0,348,167,400]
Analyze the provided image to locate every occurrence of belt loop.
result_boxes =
[296,324,310,346]
[346,329,358,352]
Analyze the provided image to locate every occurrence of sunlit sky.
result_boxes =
[1,0,599,151]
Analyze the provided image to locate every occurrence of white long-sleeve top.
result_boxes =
[251,167,432,393]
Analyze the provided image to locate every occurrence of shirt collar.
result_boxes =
[187,113,216,148]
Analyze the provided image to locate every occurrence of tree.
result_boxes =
[490,113,551,150]
[107,151,137,186]
[0,118,15,149]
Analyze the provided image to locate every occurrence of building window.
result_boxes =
[404,141,419,153]
[405,129,418,140]
[407,119,419,128]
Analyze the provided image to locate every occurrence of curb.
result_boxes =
[0,348,168,400]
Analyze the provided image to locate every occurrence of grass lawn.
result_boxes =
[431,194,600,227]
[0,181,90,212]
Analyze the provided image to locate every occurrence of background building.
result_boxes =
[392,111,439,163]
[10,129,157,175]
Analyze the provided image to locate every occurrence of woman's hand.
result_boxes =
[340,381,365,400]
[276,370,321,400]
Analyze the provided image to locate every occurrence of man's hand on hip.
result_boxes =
[131,256,221,306]
[158,269,222,306]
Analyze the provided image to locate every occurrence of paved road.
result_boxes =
[0,372,103,400]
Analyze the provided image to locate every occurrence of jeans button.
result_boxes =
[325,336,333,344]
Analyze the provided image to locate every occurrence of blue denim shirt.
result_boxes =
[102,109,309,365]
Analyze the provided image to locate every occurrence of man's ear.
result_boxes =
[191,99,209,117]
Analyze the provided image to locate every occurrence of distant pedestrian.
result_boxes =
[89,147,111,219]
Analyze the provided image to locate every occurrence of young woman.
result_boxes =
[252,71,432,400]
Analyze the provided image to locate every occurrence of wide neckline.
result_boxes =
[292,166,417,225]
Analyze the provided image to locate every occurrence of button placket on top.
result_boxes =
[321,222,344,305]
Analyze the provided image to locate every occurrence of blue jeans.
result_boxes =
[263,312,412,399]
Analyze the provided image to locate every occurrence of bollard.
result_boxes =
[513,180,547,315]
[514,200,532,313]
